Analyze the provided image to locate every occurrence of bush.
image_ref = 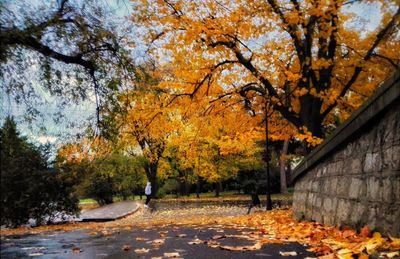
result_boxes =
[162,179,179,195]
[1,117,79,227]
[66,154,147,204]
[156,187,166,198]
[84,172,114,205]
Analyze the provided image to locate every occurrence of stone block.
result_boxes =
[382,178,394,203]
[335,160,345,174]
[363,153,379,173]
[383,145,400,171]
[337,176,350,197]
[349,178,364,200]
[335,199,352,224]
[392,176,400,201]
[317,168,322,177]
[323,197,338,216]
[319,179,329,195]
[350,202,366,226]
[312,180,320,192]
[294,181,303,192]
[329,177,338,195]
[350,159,362,174]
[322,166,327,176]
[313,197,322,208]
[307,192,315,208]
[366,206,378,231]
[343,143,354,158]
[366,176,382,201]
[307,180,313,191]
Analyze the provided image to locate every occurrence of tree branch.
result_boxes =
[321,6,400,118]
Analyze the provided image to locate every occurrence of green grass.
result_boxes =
[79,198,97,205]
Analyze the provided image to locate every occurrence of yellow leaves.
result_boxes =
[279,251,298,256]
[296,127,323,147]
[363,232,385,254]
[134,248,149,254]
[284,71,302,82]
[164,252,181,258]
[381,251,400,258]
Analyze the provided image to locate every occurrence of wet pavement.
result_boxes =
[78,201,139,222]
[1,225,315,258]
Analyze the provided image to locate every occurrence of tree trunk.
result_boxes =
[280,138,289,194]
[215,182,221,197]
[299,94,323,139]
[196,176,201,198]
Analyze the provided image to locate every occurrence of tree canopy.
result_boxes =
[134,0,400,142]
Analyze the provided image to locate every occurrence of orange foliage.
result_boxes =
[134,0,400,142]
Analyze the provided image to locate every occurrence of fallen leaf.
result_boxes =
[337,248,352,255]
[342,229,356,238]
[136,237,149,241]
[134,248,150,254]
[28,253,44,257]
[188,239,203,245]
[279,251,298,256]
[72,247,82,253]
[211,235,226,240]
[159,230,168,237]
[151,239,165,247]
[360,226,371,238]
[122,245,130,251]
[164,252,180,257]
[317,254,335,259]
[381,251,400,258]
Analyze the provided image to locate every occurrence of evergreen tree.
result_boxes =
[0,117,78,227]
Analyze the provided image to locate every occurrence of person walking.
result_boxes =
[144,182,152,208]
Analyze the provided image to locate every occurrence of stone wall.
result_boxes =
[292,71,400,236]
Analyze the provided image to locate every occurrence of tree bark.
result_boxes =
[280,138,289,194]
[196,176,201,198]
[215,182,221,197]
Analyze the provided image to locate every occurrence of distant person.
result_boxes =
[247,189,261,214]
[144,182,152,208]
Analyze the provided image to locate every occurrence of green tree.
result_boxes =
[0,117,78,227]
[64,153,147,205]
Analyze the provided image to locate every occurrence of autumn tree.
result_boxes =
[113,87,184,197]
[161,98,262,197]
[134,0,400,143]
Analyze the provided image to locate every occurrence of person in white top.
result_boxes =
[144,182,152,208]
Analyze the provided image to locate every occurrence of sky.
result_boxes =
[0,0,138,158]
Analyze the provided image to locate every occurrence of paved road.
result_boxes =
[78,201,139,221]
[1,225,315,258]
